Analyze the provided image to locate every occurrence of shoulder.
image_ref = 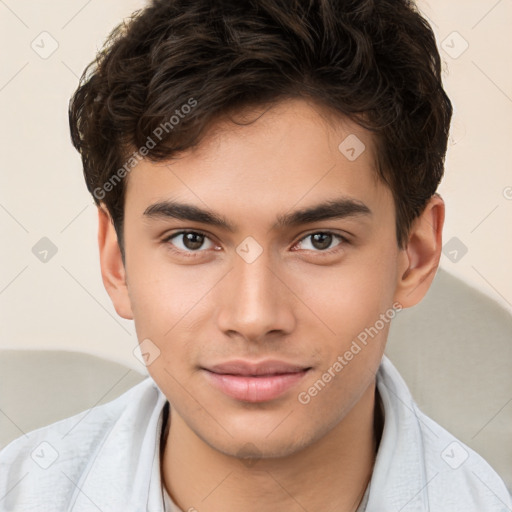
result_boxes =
[0,377,161,511]
[415,407,512,510]
[374,356,512,511]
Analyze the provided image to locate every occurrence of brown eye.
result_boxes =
[181,232,205,250]
[165,231,215,253]
[310,233,334,250]
[296,232,347,252]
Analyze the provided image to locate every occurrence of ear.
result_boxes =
[97,206,133,320]
[393,194,445,308]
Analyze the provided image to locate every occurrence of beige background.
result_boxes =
[0,0,511,371]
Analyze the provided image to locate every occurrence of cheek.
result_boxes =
[126,244,211,336]
[126,256,218,384]
[296,260,398,422]
[128,275,177,337]
[309,249,399,343]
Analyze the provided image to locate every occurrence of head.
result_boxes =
[69,0,452,459]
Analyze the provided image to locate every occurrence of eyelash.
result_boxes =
[162,230,349,258]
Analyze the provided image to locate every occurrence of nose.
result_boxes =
[216,247,296,343]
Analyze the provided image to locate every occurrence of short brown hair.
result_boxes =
[69,0,453,258]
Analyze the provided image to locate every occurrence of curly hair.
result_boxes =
[69,0,452,258]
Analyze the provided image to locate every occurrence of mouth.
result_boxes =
[201,360,312,403]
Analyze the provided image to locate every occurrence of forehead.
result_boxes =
[124,98,388,220]
[170,97,379,173]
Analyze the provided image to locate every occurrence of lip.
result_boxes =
[207,359,310,376]
[202,359,311,402]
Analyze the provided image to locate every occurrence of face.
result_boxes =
[117,98,408,458]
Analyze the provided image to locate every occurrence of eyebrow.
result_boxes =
[143,197,372,232]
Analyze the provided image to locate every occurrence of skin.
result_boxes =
[98,98,444,512]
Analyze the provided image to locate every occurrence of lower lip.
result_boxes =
[203,369,310,402]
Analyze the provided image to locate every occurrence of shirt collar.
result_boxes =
[365,354,428,511]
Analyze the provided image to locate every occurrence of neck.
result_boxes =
[161,381,381,512]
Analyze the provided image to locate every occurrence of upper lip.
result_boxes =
[204,359,311,376]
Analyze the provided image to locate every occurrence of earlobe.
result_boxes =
[393,194,445,308]
[97,206,134,320]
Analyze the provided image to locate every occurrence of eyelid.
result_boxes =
[297,229,350,242]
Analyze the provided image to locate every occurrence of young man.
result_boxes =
[1,0,511,510]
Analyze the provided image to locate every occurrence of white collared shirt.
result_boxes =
[1,355,510,511]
